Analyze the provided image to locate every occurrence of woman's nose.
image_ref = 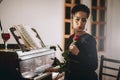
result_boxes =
[77,20,83,25]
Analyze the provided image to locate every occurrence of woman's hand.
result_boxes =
[69,45,80,55]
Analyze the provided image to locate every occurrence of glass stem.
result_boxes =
[5,41,7,50]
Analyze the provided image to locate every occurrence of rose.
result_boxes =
[71,34,80,45]
[69,34,80,55]
[73,34,79,42]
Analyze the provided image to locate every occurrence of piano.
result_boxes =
[0,26,56,80]
[0,48,55,80]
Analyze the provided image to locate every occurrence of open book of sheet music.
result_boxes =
[11,24,46,50]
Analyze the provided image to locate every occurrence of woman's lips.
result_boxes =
[78,26,82,29]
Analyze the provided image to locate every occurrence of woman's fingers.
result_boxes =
[69,45,80,55]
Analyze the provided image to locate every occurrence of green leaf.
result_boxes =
[62,50,69,61]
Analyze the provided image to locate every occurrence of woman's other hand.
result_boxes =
[69,45,80,55]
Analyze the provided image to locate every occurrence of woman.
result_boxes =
[64,4,98,80]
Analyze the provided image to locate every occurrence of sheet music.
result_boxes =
[14,25,43,49]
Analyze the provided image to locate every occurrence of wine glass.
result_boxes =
[1,32,10,51]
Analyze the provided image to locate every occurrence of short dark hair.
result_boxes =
[71,4,90,18]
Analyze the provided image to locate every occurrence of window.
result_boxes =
[91,0,107,52]
[64,0,81,50]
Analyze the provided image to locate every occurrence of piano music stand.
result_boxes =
[9,27,28,52]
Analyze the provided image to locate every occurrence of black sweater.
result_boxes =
[65,33,98,80]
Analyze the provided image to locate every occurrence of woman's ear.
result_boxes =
[71,20,73,29]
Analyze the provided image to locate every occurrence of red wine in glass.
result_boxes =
[1,33,10,50]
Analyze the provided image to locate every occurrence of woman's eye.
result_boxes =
[76,19,79,21]
[82,19,87,22]
[75,18,87,22]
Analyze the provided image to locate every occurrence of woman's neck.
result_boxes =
[74,30,86,36]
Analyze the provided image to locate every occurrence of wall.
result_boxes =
[105,0,120,79]
[0,0,64,48]
[106,0,120,60]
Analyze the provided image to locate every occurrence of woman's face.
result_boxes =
[72,11,88,32]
